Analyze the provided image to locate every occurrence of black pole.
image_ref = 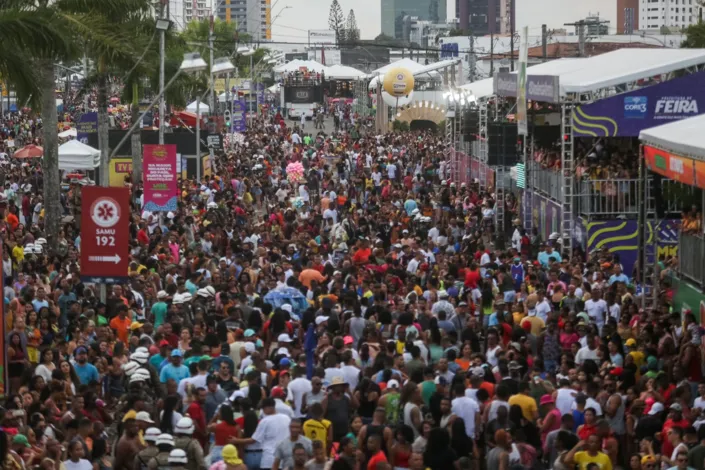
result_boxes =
[510,0,515,71]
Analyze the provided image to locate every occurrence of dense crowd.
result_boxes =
[0,106,698,470]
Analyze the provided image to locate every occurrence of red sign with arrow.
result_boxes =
[80,186,130,283]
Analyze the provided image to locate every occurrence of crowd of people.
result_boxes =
[0,101,699,470]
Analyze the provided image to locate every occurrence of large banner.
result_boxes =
[232,99,247,132]
[644,145,696,186]
[76,112,98,144]
[143,144,178,211]
[573,71,705,137]
[517,26,529,136]
[493,73,560,103]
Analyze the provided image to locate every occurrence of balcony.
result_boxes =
[679,233,704,288]
[527,161,562,202]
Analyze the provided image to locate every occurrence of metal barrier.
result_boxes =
[450,149,495,190]
[679,233,705,288]
[576,179,643,216]
[527,161,562,202]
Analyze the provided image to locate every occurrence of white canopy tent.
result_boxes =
[58,128,77,138]
[274,59,329,74]
[58,140,100,171]
[639,114,705,162]
[558,48,705,94]
[325,64,365,80]
[186,100,210,113]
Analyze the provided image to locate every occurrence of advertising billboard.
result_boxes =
[143,144,178,211]
[573,71,705,137]
[644,145,696,186]
[308,29,337,45]
[80,186,130,283]
[493,73,560,103]
[77,112,98,145]
[232,99,247,132]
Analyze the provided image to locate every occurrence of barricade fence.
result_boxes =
[679,233,705,288]
[450,149,495,190]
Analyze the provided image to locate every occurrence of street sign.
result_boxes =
[207,134,223,151]
[80,186,130,283]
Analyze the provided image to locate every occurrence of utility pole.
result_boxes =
[468,34,476,83]
[82,54,89,111]
[209,15,216,116]
[490,31,495,76]
[510,0,515,71]
[564,18,609,57]
[158,0,166,144]
[541,24,548,62]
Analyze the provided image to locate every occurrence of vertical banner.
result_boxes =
[231,99,247,132]
[517,25,529,136]
[256,83,265,108]
[143,144,178,211]
[77,112,98,144]
[80,186,130,283]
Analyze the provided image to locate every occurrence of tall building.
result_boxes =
[381,0,448,39]
[456,0,512,35]
[616,0,639,33]
[640,0,698,31]
[216,0,271,40]
[182,0,213,24]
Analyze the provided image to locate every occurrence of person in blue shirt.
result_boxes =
[73,346,99,385]
[31,287,49,313]
[160,349,190,383]
[608,265,629,285]
[538,244,562,268]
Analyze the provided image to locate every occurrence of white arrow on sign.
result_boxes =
[88,255,121,264]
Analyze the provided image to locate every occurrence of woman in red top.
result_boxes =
[208,404,240,463]
[577,407,598,440]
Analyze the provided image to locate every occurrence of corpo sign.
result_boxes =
[493,73,560,103]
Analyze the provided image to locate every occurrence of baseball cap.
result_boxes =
[343,336,354,345]
[170,349,183,357]
[136,411,154,423]
[244,329,256,338]
[12,435,30,448]
[648,402,665,415]
[625,338,637,347]
[159,340,170,347]
[74,346,88,355]
[130,322,144,331]
[277,333,292,343]
[387,379,400,389]
[315,316,329,325]
[271,386,286,398]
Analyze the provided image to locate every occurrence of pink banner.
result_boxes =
[143,144,178,211]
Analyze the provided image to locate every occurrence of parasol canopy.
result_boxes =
[13,144,43,158]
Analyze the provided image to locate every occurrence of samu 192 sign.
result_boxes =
[80,186,130,283]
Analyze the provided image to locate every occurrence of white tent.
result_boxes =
[274,59,329,74]
[58,128,77,138]
[186,100,210,113]
[368,58,442,91]
[639,114,705,162]
[326,64,365,80]
[58,140,100,171]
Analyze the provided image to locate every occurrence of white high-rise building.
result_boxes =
[167,0,186,31]
[639,0,698,31]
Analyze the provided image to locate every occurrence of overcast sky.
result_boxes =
[271,0,620,43]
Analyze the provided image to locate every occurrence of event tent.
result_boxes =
[368,58,443,90]
[639,114,705,162]
[186,100,209,113]
[58,128,77,138]
[58,139,100,171]
[325,64,365,80]
[274,59,329,74]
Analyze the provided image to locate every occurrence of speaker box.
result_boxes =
[488,122,519,166]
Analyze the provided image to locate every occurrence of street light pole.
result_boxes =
[209,17,216,115]
[159,0,167,144]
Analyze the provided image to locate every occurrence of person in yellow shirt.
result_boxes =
[565,434,613,470]
[508,382,538,422]
[302,403,333,453]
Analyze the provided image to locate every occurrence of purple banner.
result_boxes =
[572,71,705,137]
[256,83,265,107]
[77,112,97,144]
[231,99,247,133]
[522,191,586,253]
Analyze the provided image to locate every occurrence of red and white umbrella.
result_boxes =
[13,144,43,159]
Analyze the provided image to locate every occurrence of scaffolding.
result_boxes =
[560,103,575,256]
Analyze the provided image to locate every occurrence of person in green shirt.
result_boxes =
[420,368,437,407]
[151,292,168,328]
[303,135,312,146]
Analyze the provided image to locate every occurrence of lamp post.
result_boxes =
[156,15,171,144]
[110,52,208,159]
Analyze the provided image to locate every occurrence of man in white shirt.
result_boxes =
[511,219,522,251]
[271,387,295,418]
[287,369,312,418]
[176,359,210,398]
[585,289,608,333]
[535,291,552,323]
[248,398,292,470]
[575,335,600,365]
[291,132,302,144]
[451,383,480,439]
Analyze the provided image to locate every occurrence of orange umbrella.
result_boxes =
[13,144,43,159]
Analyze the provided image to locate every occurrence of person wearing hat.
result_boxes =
[160,350,189,384]
[134,427,161,470]
[219,445,246,470]
[167,449,188,470]
[72,346,99,385]
[147,434,175,470]
[539,395,561,444]
[174,417,206,470]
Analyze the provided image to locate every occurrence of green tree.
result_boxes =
[448,28,468,37]
[346,9,360,43]
[682,22,705,48]
[328,0,345,45]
